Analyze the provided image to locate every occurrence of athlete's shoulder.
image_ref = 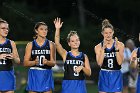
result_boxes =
[83,53,88,59]
[94,42,102,50]
[9,39,14,43]
[49,40,55,49]
[26,41,33,49]
[49,40,55,45]
[9,39,16,46]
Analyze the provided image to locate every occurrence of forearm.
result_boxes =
[44,60,56,67]
[130,60,137,68]
[12,57,20,64]
[82,67,91,76]
[130,62,137,68]
[23,61,36,67]
[55,28,61,45]
[97,50,105,66]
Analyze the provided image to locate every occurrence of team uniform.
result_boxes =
[62,51,87,93]
[136,47,140,93]
[98,41,123,92]
[26,39,54,92]
[0,39,15,91]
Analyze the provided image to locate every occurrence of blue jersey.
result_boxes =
[26,39,54,92]
[137,47,140,67]
[136,47,140,93]
[31,39,52,69]
[0,39,13,71]
[63,51,85,80]
[101,41,121,70]
[62,51,87,93]
[98,41,123,92]
[0,39,15,91]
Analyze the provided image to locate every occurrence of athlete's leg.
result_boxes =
[129,87,136,93]
[3,91,14,93]
[99,91,106,93]
[122,86,129,93]
[115,92,122,93]
[29,91,37,93]
[44,90,52,93]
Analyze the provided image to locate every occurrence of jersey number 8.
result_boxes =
[108,59,113,68]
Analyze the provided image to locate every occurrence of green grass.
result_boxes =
[87,84,98,93]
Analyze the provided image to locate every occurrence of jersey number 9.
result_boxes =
[73,66,79,76]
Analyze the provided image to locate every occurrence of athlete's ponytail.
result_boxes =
[102,19,113,31]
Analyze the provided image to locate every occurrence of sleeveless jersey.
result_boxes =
[0,39,13,71]
[137,47,140,68]
[31,39,52,69]
[101,41,121,70]
[63,52,85,80]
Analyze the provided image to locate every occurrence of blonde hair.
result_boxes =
[102,19,113,31]
[67,31,79,42]
[0,18,8,24]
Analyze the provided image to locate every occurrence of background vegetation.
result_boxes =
[0,0,140,92]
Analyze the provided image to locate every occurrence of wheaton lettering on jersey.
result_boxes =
[0,48,11,53]
[32,49,50,55]
[104,52,116,58]
[0,39,13,71]
[66,60,83,65]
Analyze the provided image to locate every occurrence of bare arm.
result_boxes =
[94,44,105,66]
[43,41,56,66]
[75,54,91,76]
[54,18,67,61]
[130,49,137,68]
[115,41,124,65]
[23,42,38,67]
[82,54,91,76]
[10,41,20,64]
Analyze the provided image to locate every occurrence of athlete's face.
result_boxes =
[102,28,114,41]
[0,23,9,38]
[36,25,48,38]
[68,34,80,49]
